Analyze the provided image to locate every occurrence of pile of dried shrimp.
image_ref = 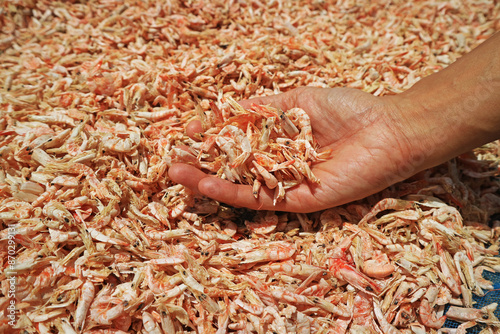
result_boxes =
[1,0,500,333]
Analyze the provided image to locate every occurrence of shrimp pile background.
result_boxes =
[1,0,500,333]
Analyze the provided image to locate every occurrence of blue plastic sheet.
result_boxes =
[443,269,500,333]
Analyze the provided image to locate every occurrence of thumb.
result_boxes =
[238,88,301,111]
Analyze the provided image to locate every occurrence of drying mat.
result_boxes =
[443,267,500,332]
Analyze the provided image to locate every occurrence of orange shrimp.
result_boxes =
[328,258,382,295]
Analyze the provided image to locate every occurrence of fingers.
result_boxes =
[186,120,202,140]
[197,177,283,211]
[168,163,206,194]
[238,88,301,111]
[168,163,327,212]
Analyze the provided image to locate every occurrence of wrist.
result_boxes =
[384,33,500,174]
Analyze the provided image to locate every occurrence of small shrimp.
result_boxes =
[258,117,276,150]
[134,108,177,122]
[286,107,312,143]
[75,280,95,331]
[269,261,324,279]
[147,202,171,228]
[299,278,331,296]
[311,295,352,317]
[64,196,90,210]
[437,244,462,295]
[435,285,452,305]
[419,286,447,328]
[270,286,314,306]
[446,303,498,323]
[352,292,373,327]
[190,226,232,241]
[241,241,295,264]
[474,266,495,290]
[359,198,415,225]
[145,228,189,240]
[28,113,76,126]
[454,251,483,296]
[145,264,181,292]
[89,302,125,325]
[51,175,80,187]
[43,201,74,224]
[328,258,382,295]
[49,229,78,243]
[393,303,415,327]
[373,301,401,334]
[216,124,252,168]
[277,107,299,138]
[245,211,278,234]
[235,297,264,315]
[102,132,140,153]
[319,208,343,228]
[251,160,278,189]
[87,228,129,246]
[142,311,162,334]
[362,251,395,279]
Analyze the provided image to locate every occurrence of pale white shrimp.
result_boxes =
[277,107,299,138]
[273,180,286,205]
[454,251,483,296]
[270,286,314,306]
[177,265,205,293]
[216,124,252,168]
[87,228,129,246]
[147,202,171,228]
[373,301,401,334]
[474,266,495,290]
[64,196,90,210]
[27,308,66,322]
[134,108,177,121]
[446,303,498,323]
[49,229,78,243]
[28,113,76,126]
[235,298,264,315]
[142,311,162,334]
[88,303,125,325]
[75,281,95,331]
[251,160,278,189]
[102,132,140,153]
[286,107,312,142]
[268,261,324,279]
[189,226,232,241]
[145,228,189,240]
[419,286,447,328]
[258,117,276,150]
[43,200,74,224]
[359,198,415,225]
[241,241,295,263]
[51,175,80,187]
[245,211,278,234]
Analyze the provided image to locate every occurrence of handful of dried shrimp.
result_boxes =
[182,97,329,204]
[1,0,500,334]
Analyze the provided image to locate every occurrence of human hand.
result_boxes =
[168,86,425,212]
